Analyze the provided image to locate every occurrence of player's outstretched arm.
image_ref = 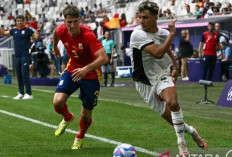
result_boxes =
[144,19,177,59]
[72,47,108,82]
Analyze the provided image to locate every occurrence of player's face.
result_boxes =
[220,43,225,49]
[105,32,110,40]
[208,24,214,32]
[16,18,24,28]
[181,30,187,37]
[139,10,158,33]
[215,24,220,31]
[65,16,81,37]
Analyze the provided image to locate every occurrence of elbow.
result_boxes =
[152,52,164,59]
[155,54,164,59]
[103,55,109,64]
[150,49,165,59]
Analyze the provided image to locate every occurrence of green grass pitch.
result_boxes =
[0,77,232,157]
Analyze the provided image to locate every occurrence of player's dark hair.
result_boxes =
[16,15,25,20]
[208,22,215,27]
[138,0,159,15]
[63,5,80,18]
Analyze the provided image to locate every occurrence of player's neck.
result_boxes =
[69,27,80,38]
[149,26,158,33]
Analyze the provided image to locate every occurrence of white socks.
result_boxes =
[171,110,185,144]
[184,123,194,135]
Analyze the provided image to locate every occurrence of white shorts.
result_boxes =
[135,75,175,115]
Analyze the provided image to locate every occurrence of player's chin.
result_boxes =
[141,25,146,31]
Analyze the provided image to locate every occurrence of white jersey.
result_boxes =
[130,26,173,85]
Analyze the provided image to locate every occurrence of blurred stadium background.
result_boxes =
[0,0,232,157]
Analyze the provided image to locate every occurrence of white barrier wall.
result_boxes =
[0,49,14,70]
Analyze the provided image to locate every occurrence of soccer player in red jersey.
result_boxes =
[52,5,108,149]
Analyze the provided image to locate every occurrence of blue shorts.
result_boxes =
[55,70,100,110]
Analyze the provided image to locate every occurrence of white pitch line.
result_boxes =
[0,109,160,156]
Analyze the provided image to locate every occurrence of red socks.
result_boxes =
[54,103,72,121]
[76,117,92,139]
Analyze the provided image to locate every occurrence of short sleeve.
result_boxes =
[201,34,205,42]
[130,29,153,50]
[111,40,115,48]
[28,28,34,36]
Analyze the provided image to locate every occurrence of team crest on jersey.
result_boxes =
[79,43,83,49]
[22,30,25,34]
[65,42,69,46]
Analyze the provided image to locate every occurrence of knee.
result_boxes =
[166,99,179,111]
[81,109,92,123]
[53,97,64,108]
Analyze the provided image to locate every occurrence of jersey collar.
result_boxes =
[16,26,26,30]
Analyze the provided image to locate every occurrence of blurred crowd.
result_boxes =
[0,0,232,80]
[159,0,232,19]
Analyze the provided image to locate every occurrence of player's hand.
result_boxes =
[198,53,202,58]
[110,58,113,64]
[172,69,179,84]
[72,67,88,82]
[168,19,177,35]
[54,46,61,58]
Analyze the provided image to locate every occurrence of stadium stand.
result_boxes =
[0,0,231,30]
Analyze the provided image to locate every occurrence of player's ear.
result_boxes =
[154,15,158,21]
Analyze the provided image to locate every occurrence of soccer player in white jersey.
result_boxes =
[130,1,207,156]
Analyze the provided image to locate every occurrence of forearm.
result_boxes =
[111,49,114,59]
[146,32,175,59]
[52,30,59,48]
[198,42,203,56]
[84,48,108,72]
[185,33,190,42]
[156,33,175,58]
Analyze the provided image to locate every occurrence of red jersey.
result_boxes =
[201,31,219,56]
[56,24,103,80]
[30,21,38,30]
